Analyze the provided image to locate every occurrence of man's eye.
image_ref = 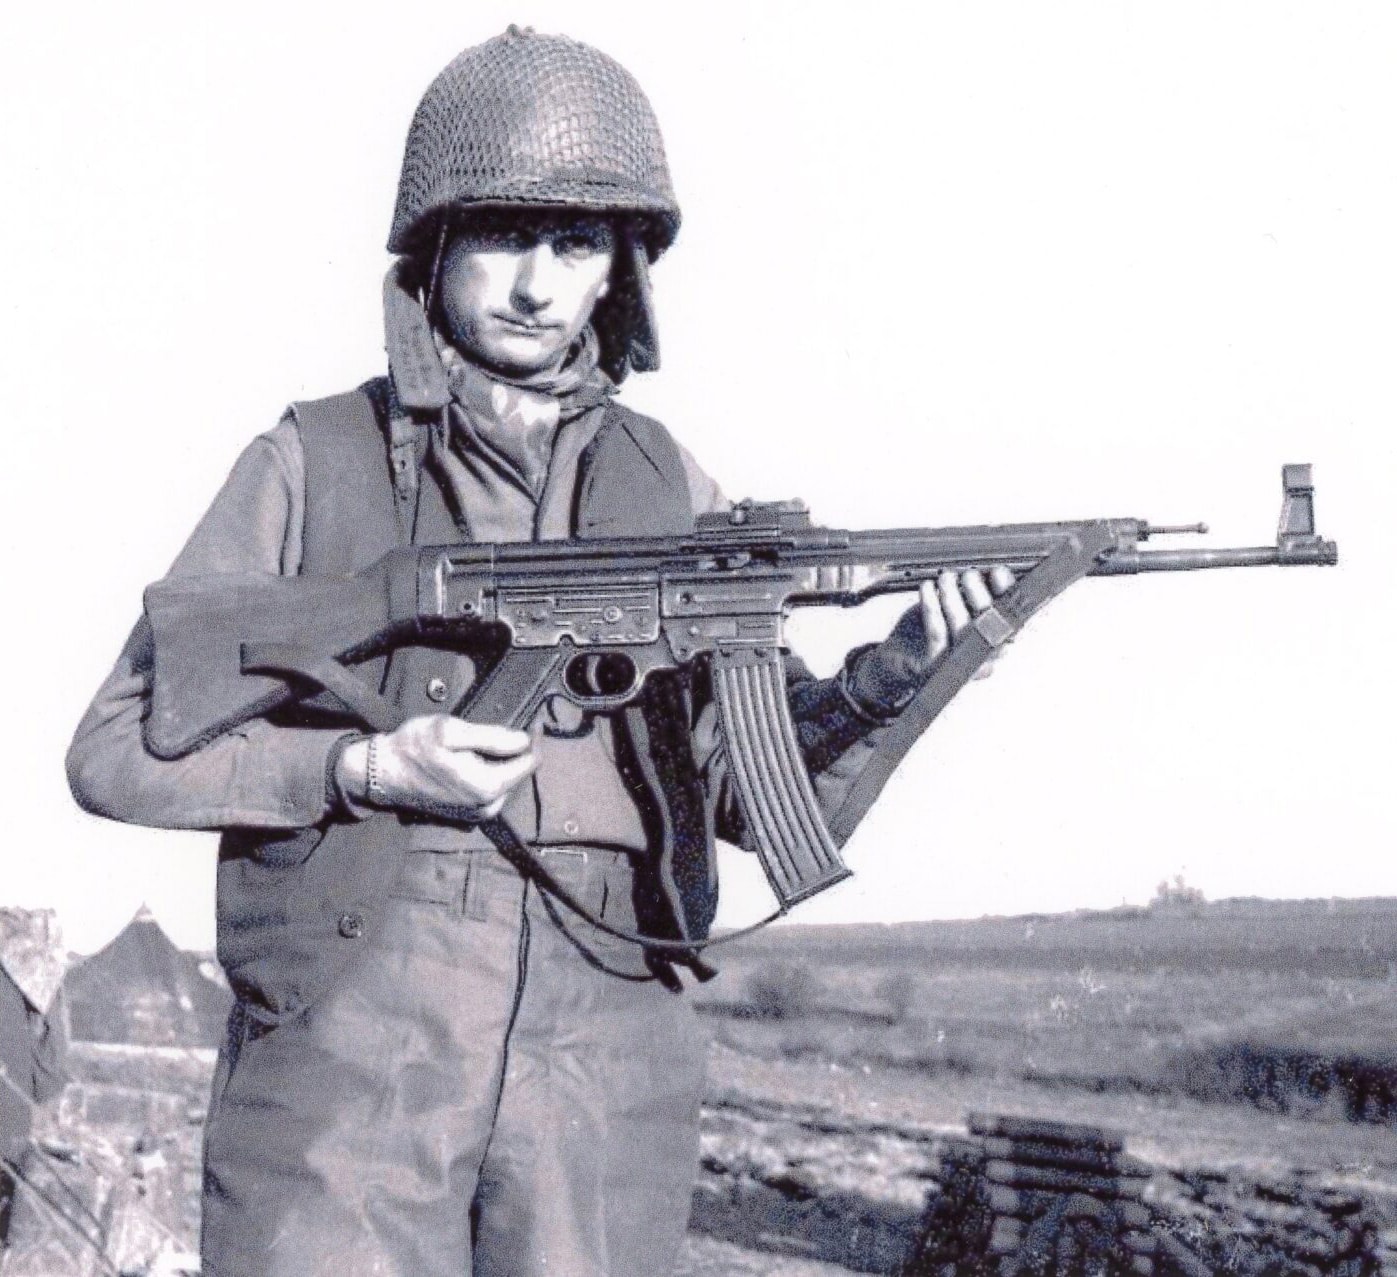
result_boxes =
[467,227,531,252]
[555,235,600,259]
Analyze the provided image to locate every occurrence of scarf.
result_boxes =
[436,327,615,504]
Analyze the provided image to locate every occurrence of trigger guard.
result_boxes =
[562,651,641,702]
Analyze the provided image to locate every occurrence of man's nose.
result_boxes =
[510,244,558,313]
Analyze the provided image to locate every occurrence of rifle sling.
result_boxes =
[824,526,1118,846]
[479,817,771,972]
[240,643,404,734]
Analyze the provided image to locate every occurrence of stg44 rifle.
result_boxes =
[144,465,1336,916]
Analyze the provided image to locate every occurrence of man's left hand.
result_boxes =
[846,566,1017,716]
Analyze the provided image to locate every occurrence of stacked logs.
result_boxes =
[906,1114,1387,1277]
[904,1115,1159,1276]
[969,1114,1157,1275]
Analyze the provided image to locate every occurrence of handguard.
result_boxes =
[710,647,851,907]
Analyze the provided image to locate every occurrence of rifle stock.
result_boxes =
[143,557,421,759]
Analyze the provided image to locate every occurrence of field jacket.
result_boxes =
[69,392,906,1020]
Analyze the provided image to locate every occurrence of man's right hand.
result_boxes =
[336,716,538,821]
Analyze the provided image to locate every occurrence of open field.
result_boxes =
[694,897,1397,1140]
[679,897,1397,1272]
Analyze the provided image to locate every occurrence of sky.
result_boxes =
[1,1,1393,953]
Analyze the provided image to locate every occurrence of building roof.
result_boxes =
[63,908,229,1048]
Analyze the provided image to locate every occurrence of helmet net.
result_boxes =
[389,28,680,258]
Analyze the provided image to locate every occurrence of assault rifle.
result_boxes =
[144,465,1335,913]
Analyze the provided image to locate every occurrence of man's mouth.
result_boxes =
[493,313,561,334]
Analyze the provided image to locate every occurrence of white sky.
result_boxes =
[1,2,1393,953]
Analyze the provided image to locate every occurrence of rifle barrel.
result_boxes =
[1098,540,1337,573]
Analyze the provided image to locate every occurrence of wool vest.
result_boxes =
[215,380,718,1021]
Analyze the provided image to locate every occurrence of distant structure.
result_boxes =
[1149,875,1206,911]
[63,907,228,1049]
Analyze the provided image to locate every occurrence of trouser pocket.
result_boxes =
[387,848,468,908]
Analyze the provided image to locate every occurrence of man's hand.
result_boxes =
[846,566,1017,716]
[336,716,538,821]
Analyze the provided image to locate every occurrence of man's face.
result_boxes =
[437,212,616,379]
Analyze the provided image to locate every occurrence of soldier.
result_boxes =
[67,27,1012,1277]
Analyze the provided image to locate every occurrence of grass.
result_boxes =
[696,897,1397,1121]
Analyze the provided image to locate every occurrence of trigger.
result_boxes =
[542,694,592,739]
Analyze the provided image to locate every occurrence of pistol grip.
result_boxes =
[711,647,851,909]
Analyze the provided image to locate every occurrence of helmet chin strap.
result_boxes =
[624,231,660,373]
[422,212,452,323]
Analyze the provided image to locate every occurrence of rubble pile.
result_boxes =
[0,1130,195,1277]
[0,1045,209,1277]
[1148,1167,1384,1277]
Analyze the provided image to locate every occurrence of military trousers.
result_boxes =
[201,845,709,1277]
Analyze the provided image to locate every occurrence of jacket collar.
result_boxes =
[383,263,451,412]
